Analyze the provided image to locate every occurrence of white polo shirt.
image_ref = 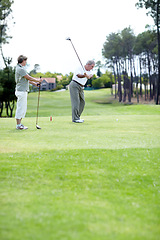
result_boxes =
[72,66,92,86]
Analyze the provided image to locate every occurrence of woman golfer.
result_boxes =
[15,55,42,130]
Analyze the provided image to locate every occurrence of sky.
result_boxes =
[1,0,154,75]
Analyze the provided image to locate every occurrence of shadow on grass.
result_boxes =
[93,94,156,106]
[93,96,133,106]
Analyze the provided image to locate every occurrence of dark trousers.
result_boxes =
[69,81,85,122]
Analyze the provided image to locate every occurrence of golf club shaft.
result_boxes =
[36,77,41,125]
[69,40,86,72]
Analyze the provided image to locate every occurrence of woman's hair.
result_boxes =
[17,55,27,63]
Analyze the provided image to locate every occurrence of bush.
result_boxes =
[100,72,113,88]
[92,78,104,89]
[60,79,70,88]
[92,71,113,89]
[51,84,63,91]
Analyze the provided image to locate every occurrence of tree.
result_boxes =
[92,78,104,89]
[0,1,15,117]
[102,26,158,103]
[95,61,103,77]
[29,64,40,75]
[135,29,157,100]
[99,70,113,88]
[0,67,16,117]
[0,0,14,67]
[102,29,136,102]
[97,68,101,77]
[31,71,58,81]
[67,72,73,82]
[121,27,136,101]
[136,0,160,104]
[102,32,123,101]
[85,74,96,87]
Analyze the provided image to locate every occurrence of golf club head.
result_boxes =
[36,124,41,129]
[66,37,71,41]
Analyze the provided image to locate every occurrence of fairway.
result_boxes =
[0,89,160,240]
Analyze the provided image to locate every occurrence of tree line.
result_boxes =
[102,26,158,103]
[136,0,160,104]
[102,0,160,104]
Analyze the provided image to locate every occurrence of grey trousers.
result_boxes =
[69,81,85,122]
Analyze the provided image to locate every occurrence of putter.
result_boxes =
[36,77,41,129]
[66,37,86,72]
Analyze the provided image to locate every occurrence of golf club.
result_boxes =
[66,37,86,72]
[36,76,41,129]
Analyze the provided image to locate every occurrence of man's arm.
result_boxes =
[29,81,39,86]
[24,74,41,83]
[77,73,93,79]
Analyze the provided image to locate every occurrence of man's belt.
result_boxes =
[72,80,84,87]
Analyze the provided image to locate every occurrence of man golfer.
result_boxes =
[69,60,95,123]
[15,55,42,130]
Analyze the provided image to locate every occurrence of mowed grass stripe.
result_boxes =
[0,114,160,153]
[0,148,160,240]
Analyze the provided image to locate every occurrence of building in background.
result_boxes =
[40,78,56,91]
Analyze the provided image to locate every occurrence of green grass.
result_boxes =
[0,89,160,240]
